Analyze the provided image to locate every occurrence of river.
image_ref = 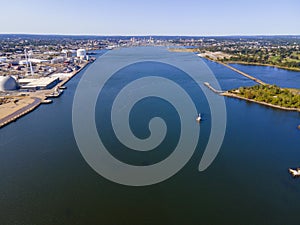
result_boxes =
[0,48,300,225]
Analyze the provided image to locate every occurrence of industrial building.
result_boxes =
[19,77,59,90]
[19,58,49,65]
[51,57,65,64]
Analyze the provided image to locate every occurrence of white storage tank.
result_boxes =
[76,49,86,59]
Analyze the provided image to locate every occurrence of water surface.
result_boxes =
[0,48,300,225]
[229,63,300,88]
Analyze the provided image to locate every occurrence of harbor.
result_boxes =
[1,49,300,225]
[1,0,300,221]
[0,60,92,128]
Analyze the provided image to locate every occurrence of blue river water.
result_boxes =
[229,63,300,89]
[0,48,300,225]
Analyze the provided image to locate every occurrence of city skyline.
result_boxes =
[1,0,300,36]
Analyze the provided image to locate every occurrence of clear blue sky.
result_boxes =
[1,0,299,36]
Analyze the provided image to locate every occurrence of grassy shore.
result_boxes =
[225,85,300,112]
[223,92,300,112]
[168,48,198,53]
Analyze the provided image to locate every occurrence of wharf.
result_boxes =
[0,97,42,128]
[0,61,91,128]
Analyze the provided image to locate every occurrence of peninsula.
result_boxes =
[223,85,300,112]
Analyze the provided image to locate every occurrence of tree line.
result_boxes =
[230,85,300,109]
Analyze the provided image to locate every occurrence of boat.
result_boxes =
[196,113,202,122]
[45,89,64,98]
[41,99,53,104]
[289,168,300,177]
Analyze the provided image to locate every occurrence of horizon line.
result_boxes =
[1,33,300,37]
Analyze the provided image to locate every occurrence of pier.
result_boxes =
[200,56,267,85]
[203,82,224,94]
[218,62,266,85]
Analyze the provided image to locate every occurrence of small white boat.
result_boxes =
[45,89,64,98]
[196,113,202,122]
[42,99,53,104]
[289,168,300,177]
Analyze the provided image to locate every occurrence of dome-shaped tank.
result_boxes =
[0,76,18,91]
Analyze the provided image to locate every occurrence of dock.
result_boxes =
[204,82,224,94]
[45,90,64,98]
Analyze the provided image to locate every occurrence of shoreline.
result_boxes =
[203,82,300,112]
[222,92,300,112]
[56,61,91,87]
[202,57,300,113]
[0,61,91,129]
[0,97,42,127]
